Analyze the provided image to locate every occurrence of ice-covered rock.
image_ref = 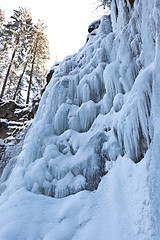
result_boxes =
[1,0,160,239]
[0,5,154,197]
[0,99,38,179]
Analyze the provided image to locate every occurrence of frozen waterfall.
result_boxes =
[1,0,160,239]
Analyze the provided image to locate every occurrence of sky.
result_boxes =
[1,0,103,68]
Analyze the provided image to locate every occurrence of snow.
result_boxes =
[1,0,160,239]
[0,156,155,240]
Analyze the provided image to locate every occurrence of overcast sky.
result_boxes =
[1,0,103,67]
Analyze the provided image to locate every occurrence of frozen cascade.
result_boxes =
[0,0,154,198]
[1,0,160,239]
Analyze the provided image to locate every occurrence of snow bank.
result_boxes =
[0,155,155,240]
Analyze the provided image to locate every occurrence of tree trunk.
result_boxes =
[26,34,39,105]
[0,35,20,99]
[0,49,16,98]
[13,57,29,101]
[26,55,35,104]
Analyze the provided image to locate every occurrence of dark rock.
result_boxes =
[0,120,8,139]
[0,99,24,121]
[46,70,54,84]
[0,98,38,161]
[88,19,101,33]
[129,0,135,8]
[0,98,37,175]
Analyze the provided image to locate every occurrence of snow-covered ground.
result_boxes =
[0,156,154,240]
[1,0,160,239]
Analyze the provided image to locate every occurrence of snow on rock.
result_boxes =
[0,0,160,239]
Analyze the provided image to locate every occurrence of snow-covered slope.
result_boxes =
[1,0,160,239]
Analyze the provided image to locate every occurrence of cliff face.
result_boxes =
[0,0,160,239]
[0,98,39,175]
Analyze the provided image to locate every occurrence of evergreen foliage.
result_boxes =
[0,7,50,104]
[0,9,5,29]
[0,9,8,91]
[26,20,49,104]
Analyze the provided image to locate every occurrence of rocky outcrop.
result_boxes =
[0,98,39,175]
[0,98,39,123]
[42,62,60,94]
[88,19,101,33]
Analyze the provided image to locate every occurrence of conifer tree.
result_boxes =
[0,9,5,29]
[26,20,49,104]
[0,8,50,104]
[0,9,7,91]
[13,49,31,101]
[0,7,33,99]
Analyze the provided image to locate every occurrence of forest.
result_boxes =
[0,1,114,106]
[0,7,49,105]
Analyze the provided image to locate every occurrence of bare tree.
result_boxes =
[97,0,112,10]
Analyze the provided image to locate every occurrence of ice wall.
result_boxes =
[0,0,159,199]
[1,0,160,239]
[1,0,160,227]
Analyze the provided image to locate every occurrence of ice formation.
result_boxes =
[1,0,160,239]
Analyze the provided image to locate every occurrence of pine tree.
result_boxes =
[0,9,5,29]
[26,20,49,104]
[0,7,33,99]
[13,49,31,101]
[0,8,50,104]
[0,9,7,91]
